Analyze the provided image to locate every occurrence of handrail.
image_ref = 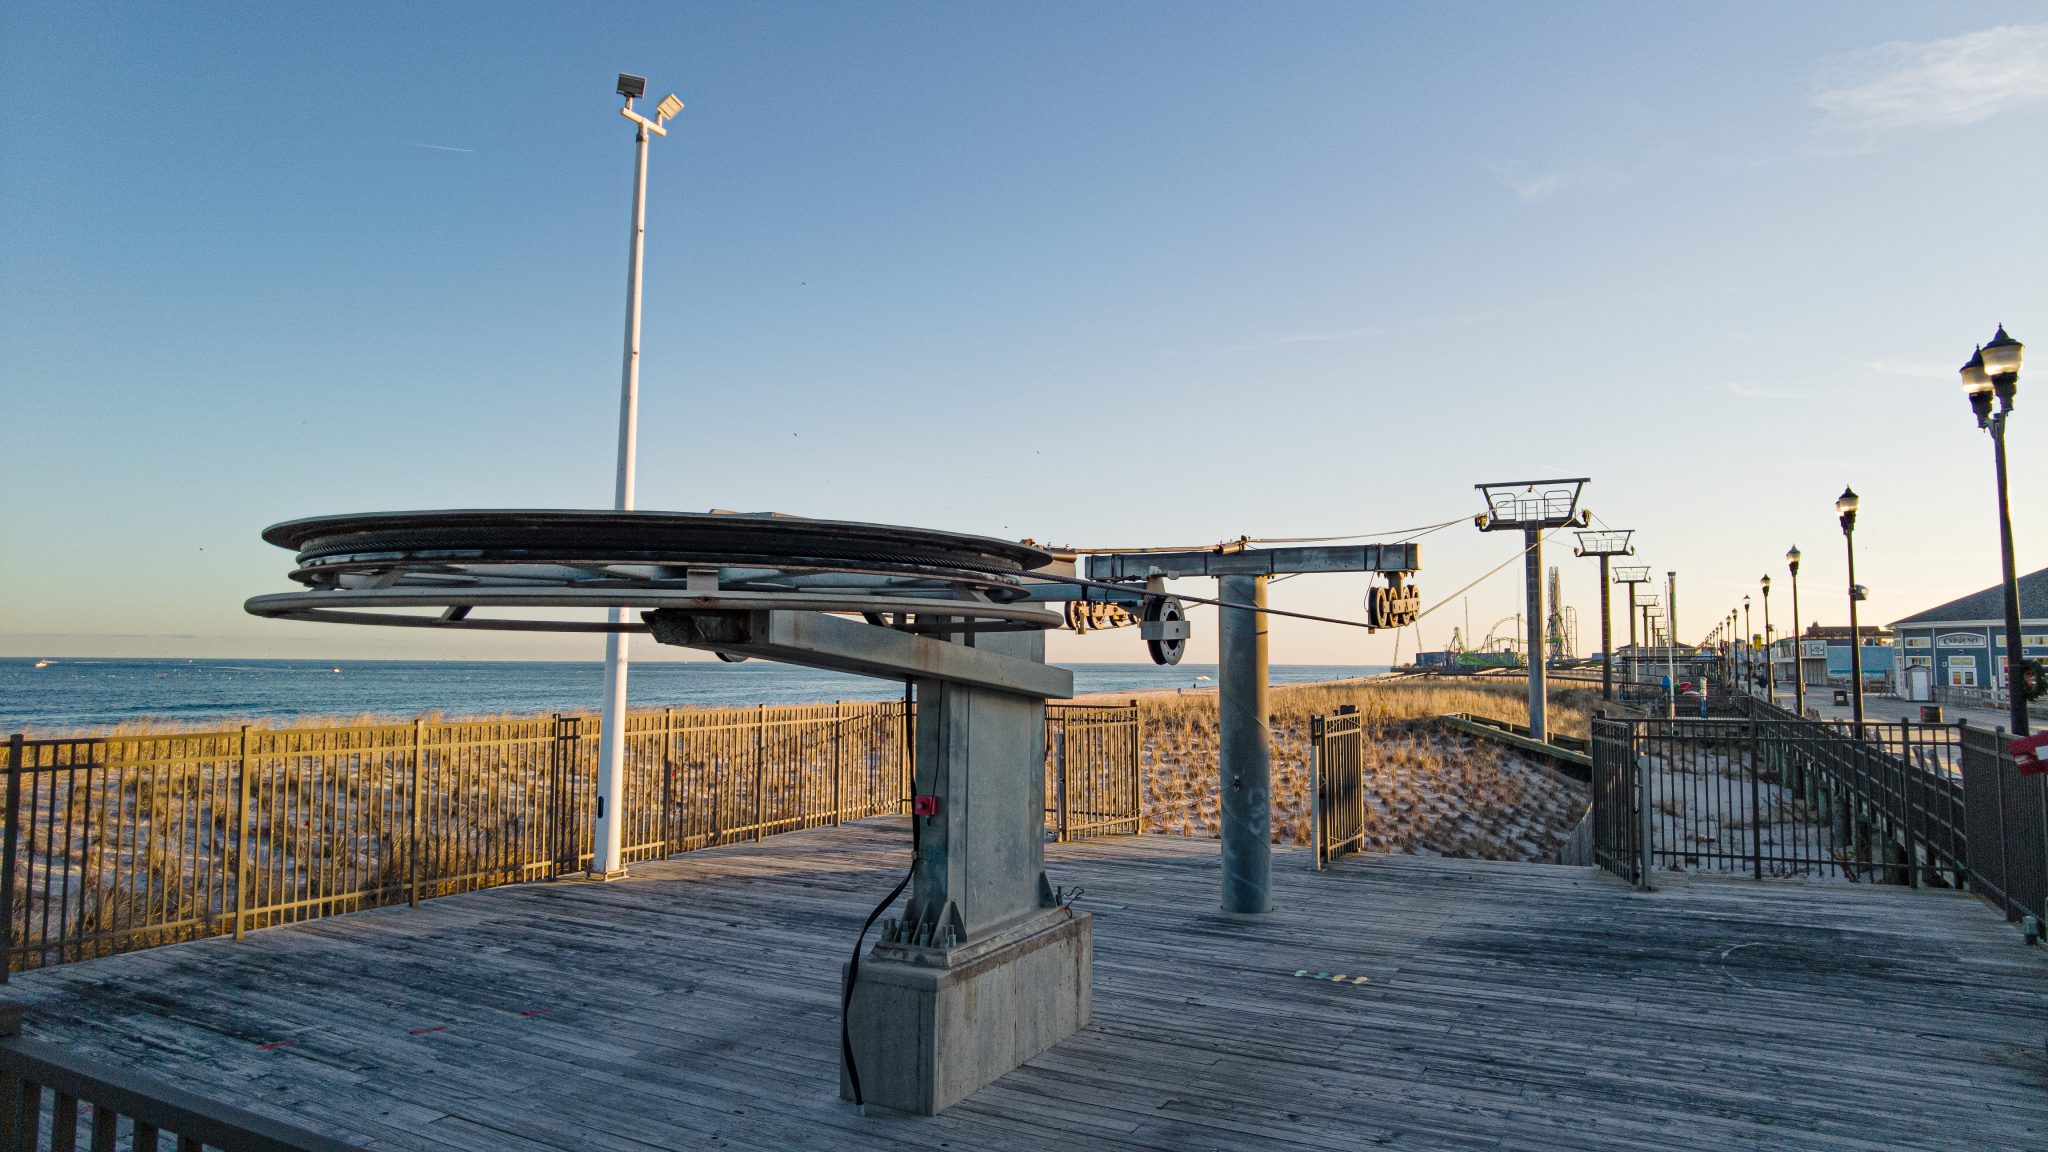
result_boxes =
[0,1007,362,1151]
[1437,712,1592,778]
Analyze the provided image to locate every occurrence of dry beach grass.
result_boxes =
[7,676,1595,975]
[1133,677,1596,861]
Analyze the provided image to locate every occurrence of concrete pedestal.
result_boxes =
[841,906,1092,1114]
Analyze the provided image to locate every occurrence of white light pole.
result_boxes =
[594,74,682,879]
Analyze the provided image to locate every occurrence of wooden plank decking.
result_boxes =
[6,821,2046,1150]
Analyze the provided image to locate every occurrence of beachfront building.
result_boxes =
[1887,566,2048,707]
[1768,625,1895,692]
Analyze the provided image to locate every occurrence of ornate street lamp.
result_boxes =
[1964,327,2029,736]
[1787,546,1804,717]
[1743,595,1752,690]
[1760,574,1774,707]
[1838,487,1864,733]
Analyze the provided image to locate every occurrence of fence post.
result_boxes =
[1053,724,1069,844]
[1129,699,1142,834]
[1342,704,1361,859]
[1749,721,1764,880]
[1633,729,1654,891]
[832,702,844,827]
[754,705,766,842]
[2,734,21,981]
[902,692,915,811]
[1993,729,2013,919]
[234,725,253,940]
[661,708,676,856]
[409,719,425,907]
[1309,715,1324,871]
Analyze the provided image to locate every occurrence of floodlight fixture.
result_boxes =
[656,93,684,122]
[618,73,648,100]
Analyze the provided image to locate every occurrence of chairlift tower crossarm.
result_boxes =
[1576,530,1636,701]
[1474,478,1591,742]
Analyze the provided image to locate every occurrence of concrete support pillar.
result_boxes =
[1525,526,1546,741]
[1218,574,1271,913]
[829,625,1091,1114]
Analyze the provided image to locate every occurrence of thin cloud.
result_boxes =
[1861,358,1954,380]
[1813,24,2048,133]
[1724,381,1816,401]
[403,142,476,153]
[1217,325,1392,353]
[1485,161,1566,202]
[1195,300,1564,358]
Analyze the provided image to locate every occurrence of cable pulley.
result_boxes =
[1366,573,1421,630]
[1141,595,1189,666]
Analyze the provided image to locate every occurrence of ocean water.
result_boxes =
[0,658,1389,734]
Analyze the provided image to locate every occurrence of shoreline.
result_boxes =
[19,670,1454,740]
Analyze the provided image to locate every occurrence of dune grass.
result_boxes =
[1137,677,1596,861]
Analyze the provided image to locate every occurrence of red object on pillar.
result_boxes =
[2011,733,2048,775]
[911,794,940,816]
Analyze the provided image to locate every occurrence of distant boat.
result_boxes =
[332,667,342,673]
[33,659,51,668]
[1191,674,1213,688]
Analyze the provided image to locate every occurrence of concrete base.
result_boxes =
[841,906,1092,1114]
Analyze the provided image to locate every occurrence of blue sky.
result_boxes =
[2,2,2044,664]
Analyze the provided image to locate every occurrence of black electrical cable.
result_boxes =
[842,681,919,1108]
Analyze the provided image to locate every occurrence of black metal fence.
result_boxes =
[1592,710,1967,887]
[1592,694,2044,928]
[1960,722,2047,926]
[1309,706,1365,868]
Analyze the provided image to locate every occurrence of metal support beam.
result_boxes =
[1598,555,1613,701]
[1218,574,1271,913]
[1525,526,1546,742]
[646,609,1074,699]
[1085,543,1417,582]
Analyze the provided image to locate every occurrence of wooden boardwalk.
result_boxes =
[7,822,2046,1150]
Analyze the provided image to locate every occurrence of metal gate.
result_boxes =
[1589,717,1642,885]
[1310,705,1365,868]
[1045,702,1142,840]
